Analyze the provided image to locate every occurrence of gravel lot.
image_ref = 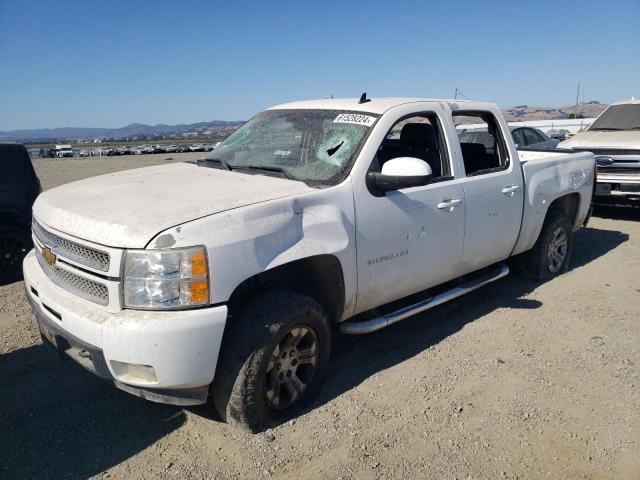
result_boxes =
[1,153,639,479]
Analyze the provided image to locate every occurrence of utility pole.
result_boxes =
[575,82,581,118]
[454,88,458,100]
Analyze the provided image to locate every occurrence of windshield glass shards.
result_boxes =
[202,109,379,186]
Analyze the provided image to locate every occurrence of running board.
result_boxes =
[340,263,509,334]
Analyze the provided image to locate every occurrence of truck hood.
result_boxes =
[559,130,640,149]
[33,162,314,248]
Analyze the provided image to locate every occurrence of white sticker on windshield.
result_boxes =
[333,113,376,127]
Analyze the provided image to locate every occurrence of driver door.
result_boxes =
[353,110,465,313]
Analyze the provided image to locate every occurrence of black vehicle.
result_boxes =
[0,144,41,280]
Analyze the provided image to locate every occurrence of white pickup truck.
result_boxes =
[24,97,594,430]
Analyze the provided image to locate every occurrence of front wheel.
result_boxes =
[211,290,331,431]
[515,211,574,280]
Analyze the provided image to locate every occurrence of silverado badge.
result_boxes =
[42,245,56,266]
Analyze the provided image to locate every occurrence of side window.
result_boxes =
[523,128,542,145]
[453,111,509,176]
[512,129,526,147]
[375,113,450,178]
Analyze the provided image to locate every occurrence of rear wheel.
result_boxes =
[0,226,32,280]
[515,211,573,280]
[211,290,331,431]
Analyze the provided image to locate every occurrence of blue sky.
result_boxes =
[1,0,639,130]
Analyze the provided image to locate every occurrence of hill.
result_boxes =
[0,120,245,143]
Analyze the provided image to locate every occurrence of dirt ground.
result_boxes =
[1,153,639,479]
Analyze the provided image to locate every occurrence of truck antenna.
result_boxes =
[358,92,371,104]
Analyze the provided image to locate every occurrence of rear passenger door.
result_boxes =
[454,110,524,272]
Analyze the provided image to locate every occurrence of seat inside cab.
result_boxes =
[376,115,447,178]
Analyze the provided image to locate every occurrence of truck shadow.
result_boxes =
[592,204,640,221]
[0,271,25,287]
[310,224,629,418]
[0,343,185,479]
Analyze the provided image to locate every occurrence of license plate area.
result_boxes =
[595,183,612,196]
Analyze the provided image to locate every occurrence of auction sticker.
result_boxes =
[333,113,376,127]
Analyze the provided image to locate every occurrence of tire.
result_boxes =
[211,290,331,432]
[0,226,32,280]
[514,211,573,280]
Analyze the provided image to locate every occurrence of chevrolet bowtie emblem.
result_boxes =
[42,245,56,266]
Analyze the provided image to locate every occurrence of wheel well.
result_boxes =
[548,193,580,227]
[228,255,346,322]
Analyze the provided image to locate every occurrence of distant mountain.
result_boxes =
[0,120,245,142]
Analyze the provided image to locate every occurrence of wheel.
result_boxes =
[211,290,331,431]
[0,226,32,280]
[515,211,573,280]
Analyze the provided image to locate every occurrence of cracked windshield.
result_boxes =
[204,109,378,185]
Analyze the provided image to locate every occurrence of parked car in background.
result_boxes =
[459,126,560,151]
[99,147,115,156]
[547,129,570,141]
[23,97,594,430]
[1,144,41,280]
[79,149,91,157]
[559,98,640,203]
[189,144,206,152]
[177,144,192,153]
[511,127,560,150]
[55,145,74,157]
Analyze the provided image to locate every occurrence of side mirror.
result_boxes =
[367,157,433,193]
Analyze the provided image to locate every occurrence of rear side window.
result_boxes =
[454,111,509,176]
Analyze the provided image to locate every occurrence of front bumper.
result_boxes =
[595,178,640,200]
[23,250,228,406]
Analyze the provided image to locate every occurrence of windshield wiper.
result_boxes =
[239,164,295,180]
[196,158,232,171]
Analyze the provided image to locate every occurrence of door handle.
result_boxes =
[501,185,520,196]
[437,198,462,210]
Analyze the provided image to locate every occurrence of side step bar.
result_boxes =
[340,263,509,334]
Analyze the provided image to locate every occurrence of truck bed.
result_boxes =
[512,148,594,255]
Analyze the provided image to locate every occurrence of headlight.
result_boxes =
[123,246,209,310]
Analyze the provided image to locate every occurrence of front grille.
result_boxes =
[36,250,109,305]
[573,148,640,157]
[597,166,640,177]
[32,220,110,272]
